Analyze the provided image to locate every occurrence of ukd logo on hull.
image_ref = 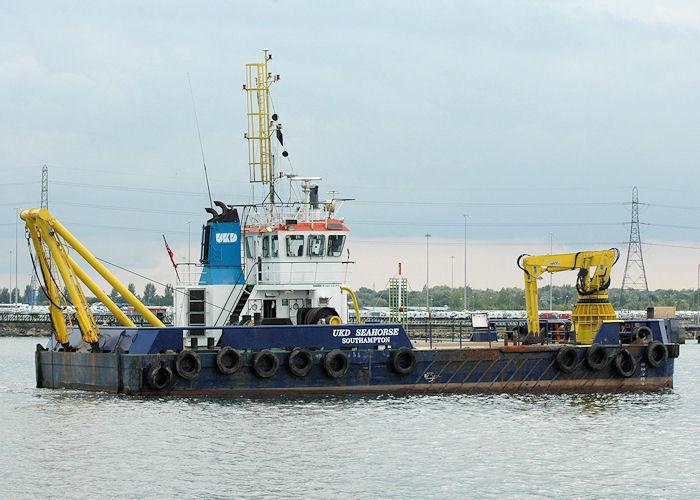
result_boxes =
[215,233,238,243]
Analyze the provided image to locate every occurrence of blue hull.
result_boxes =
[35,344,675,396]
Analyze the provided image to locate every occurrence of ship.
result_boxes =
[27,51,679,395]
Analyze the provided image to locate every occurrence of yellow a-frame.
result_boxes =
[22,208,165,350]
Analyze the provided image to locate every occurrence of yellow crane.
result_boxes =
[21,208,165,351]
[517,248,620,344]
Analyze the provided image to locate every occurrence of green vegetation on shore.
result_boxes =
[2,283,697,311]
[354,285,699,311]
[0,283,174,306]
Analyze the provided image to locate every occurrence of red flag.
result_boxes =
[162,235,177,269]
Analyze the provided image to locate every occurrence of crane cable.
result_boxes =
[26,231,72,310]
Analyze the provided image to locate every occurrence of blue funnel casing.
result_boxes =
[199,215,245,285]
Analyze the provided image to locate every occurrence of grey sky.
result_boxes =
[1,1,699,294]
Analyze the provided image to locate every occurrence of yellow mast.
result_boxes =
[245,49,278,204]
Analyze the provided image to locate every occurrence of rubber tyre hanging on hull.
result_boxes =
[323,349,349,378]
[175,350,202,380]
[251,349,279,378]
[390,347,417,375]
[645,341,668,368]
[585,344,608,371]
[555,346,579,373]
[287,348,314,377]
[147,361,173,390]
[614,348,637,377]
[216,347,241,375]
[633,326,653,343]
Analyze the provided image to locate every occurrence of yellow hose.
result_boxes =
[340,286,361,323]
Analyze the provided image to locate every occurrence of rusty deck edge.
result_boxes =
[39,377,673,397]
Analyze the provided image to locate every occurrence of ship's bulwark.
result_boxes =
[36,345,675,395]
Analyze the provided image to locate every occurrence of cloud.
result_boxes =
[548,1,700,33]
[1,0,699,293]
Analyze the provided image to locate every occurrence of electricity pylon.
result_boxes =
[41,165,48,208]
[619,186,649,306]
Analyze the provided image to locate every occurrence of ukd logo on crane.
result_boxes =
[215,233,238,243]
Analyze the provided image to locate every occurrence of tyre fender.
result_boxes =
[555,346,579,373]
[614,348,637,377]
[288,348,314,377]
[147,361,173,390]
[633,326,653,343]
[323,349,349,378]
[251,349,279,378]
[390,347,417,375]
[175,350,201,380]
[585,344,608,371]
[645,341,668,368]
[216,346,241,375]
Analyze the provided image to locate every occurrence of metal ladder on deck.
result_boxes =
[229,284,255,324]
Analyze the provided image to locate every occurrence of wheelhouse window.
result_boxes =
[271,235,279,257]
[327,234,346,257]
[262,234,278,258]
[286,234,304,257]
[308,234,325,257]
[245,236,256,258]
[188,289,205,326]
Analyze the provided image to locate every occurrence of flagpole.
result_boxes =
[163,234,180,281]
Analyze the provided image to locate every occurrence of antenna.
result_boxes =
[187,73,214,209]
[619,186,649,306]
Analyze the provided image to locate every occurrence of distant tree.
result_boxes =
[429,286,453,308]
[447,288,465,310]
[127,283,138,300]
[162,284,174,306]
[348,284,700,312]
[38,288,49,305]
[142,283,157,304]
[109,287,121,303]
[354,287,388,308]
[0,288,9,303]
[23,284,33,304]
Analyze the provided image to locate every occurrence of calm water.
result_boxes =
[1,337,699,499]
